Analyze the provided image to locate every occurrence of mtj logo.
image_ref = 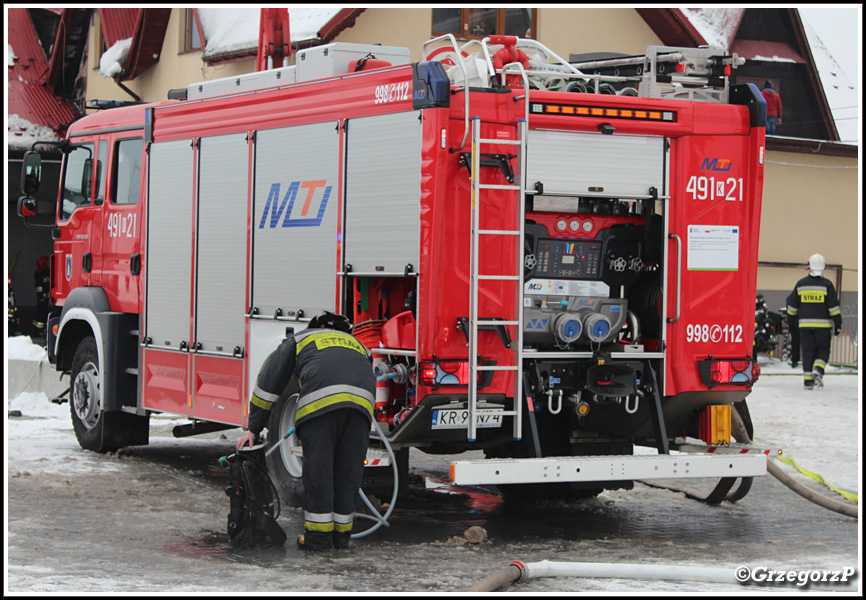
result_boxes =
[259,180,332,228]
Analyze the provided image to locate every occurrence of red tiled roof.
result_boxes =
[7,8,80,136]
[99,7,141,48]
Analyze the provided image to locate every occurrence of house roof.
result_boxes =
[99,7,140,48]
[196,7,366,64]
[648,7,850,146]
[6,7,81,149]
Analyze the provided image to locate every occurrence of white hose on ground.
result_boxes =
[730,409,858,519]
[467,560,737,592]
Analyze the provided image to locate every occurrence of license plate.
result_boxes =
[431,406,503,430]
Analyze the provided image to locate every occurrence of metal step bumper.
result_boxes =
[450,453,768,486]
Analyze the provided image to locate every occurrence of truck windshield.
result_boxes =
[60,143,94,221]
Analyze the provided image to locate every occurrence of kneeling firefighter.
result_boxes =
[237,311,376,551]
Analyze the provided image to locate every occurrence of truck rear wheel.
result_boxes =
[265,393,305,508]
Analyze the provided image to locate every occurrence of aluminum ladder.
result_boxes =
[466,115,528,442]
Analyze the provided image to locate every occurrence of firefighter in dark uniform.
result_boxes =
[786,254,842,389]
[237,311,375,551]
[33,256,51,337]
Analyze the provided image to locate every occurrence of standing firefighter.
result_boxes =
[237,312,376,551]
[787,254,842,389]
[33,256,51,337]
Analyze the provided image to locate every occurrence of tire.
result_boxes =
[70,337,110,452]
[69,335,149,452]
[265,392,305,508]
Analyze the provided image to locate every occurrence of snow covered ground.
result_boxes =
[8,335,857,497]
[5,335,861,594]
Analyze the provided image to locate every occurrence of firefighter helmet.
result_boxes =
[308,311,352,333]
[808,253,826,276]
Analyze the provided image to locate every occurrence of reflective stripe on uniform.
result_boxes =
[305,511,334,532]
[798,318,833,328]
[296,330,369,357]
[250,393,275,411]
[252,385,281,404]
[305,521,335,532]
[296,393,374,421]
[295,384,374,421]
[813,359,827,371]
[334,512,354,533]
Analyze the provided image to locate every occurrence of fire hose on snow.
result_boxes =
[639,409,857,518]
[730,409,858,519]
[468,408,856,592]
[468,560,739,592]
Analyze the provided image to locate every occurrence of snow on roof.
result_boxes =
[681,8,744,50]
[8,114,60,151]
[99,38,132,78]
[197,7,343,60]
[802,21,858,145]
[683,8,858,145]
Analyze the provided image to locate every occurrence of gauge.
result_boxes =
[582,220,593,232]
[570,220,580,231]
[556,219,567,231]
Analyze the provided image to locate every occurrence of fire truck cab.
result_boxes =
[19,36,771,505]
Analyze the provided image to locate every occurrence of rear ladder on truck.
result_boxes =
[431,35,771,487]
[466,111,529,444]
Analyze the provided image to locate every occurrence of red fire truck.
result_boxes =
[18,35,770,505]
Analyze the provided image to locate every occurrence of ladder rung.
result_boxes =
[476,365,519,371]
[476,320,519,326]
[470,410,519,417]
[478,229,520,236]
[477,275,520,281]
[478,184,520,191]
[477,138,521,146]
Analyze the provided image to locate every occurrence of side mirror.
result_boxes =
[21,151,43,195]
[17,196,38,218]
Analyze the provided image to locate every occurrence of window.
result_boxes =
[90,13,106,70]
[112,139,143,205]
[95,141,108,206]
[183,8,202,52]
[432,8,536,39]
[60,144,94,221]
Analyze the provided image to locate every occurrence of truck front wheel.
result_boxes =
[69,335,149,452]
[70,337,109,451]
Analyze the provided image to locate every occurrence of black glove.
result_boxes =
[834,326,842,336]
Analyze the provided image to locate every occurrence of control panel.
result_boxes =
[535,239,602,279]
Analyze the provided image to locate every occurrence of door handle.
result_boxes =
[667,234,681,323]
